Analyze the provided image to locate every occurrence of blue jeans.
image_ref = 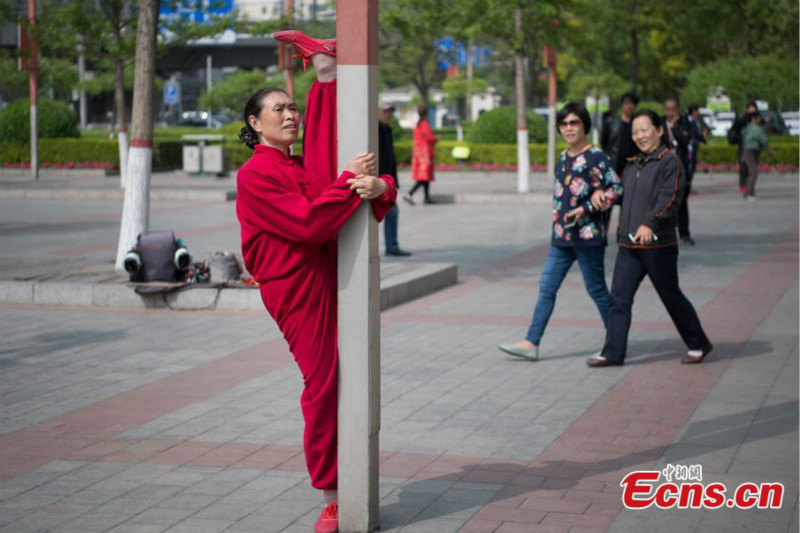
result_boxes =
[384,205,399,252]
[525,245,610,345]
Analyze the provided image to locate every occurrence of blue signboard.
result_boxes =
[164,83,180,106]
[160,0,233,23]
[436,38,493,71]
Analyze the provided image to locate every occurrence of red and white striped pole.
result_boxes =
[336,1,380,531]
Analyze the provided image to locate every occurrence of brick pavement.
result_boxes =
[0,172,797,532]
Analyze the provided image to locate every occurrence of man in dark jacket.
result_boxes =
[664,97,695,245]
[379,101,411,256]
[601,91,640,176]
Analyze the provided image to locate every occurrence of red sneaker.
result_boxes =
[273,30,336,69]
[314,502,338,533]
[739,185,746,195]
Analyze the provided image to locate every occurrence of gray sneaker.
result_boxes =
[498,344,540,361]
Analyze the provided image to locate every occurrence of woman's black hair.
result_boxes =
[417,106,429,119]
[620,91,640,105]
[556,102,591,134]
[632,109,667,147]
[239,87,289,150]
[631,108,663,129]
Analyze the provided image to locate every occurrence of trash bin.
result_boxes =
[181,134,226,177]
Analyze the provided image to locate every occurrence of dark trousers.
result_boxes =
[677,179,692,238]
[737,144,746,188]
[408,181,430,200]
[384,205,399,252]
[601,246,710,363]
[741,150,760,196]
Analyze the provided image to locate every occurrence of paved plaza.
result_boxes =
[0,170,797,532]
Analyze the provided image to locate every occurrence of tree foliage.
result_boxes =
[681,55,799,112]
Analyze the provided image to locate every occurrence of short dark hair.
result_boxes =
[620,91,640,105]
[632,109,663,129]
[556,102,591,134]
[745,100,759,111]
[417,106,429,119]
[687,104,700,114]
[239,87,289,150]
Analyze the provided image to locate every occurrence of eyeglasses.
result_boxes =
[558,119,582,128]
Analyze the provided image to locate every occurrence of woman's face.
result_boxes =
[558,112,586,146]
[632,115,663,153]
[248,91,299,149]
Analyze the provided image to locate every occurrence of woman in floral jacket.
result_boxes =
[499,102,623,361]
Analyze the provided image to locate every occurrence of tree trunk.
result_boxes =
[629,27,638,90]
[114,57,128,188]
[115,0,159,270]
[514,6,529,193]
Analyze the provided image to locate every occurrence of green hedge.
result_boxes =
[0,138,185,169]
[3,137,796,171]
[392,141,798,166]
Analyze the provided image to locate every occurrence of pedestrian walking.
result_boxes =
[499,102,622,361]
[728,101,759,195]
[664,97,695,245]
[379,101,411,256]
[404,106,439,205]
[236,30,397,533]
[687,104,708,183]
[601,91,640,176]
[587,110,713,368]
[740,111,773,200]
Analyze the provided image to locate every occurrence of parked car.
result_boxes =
[178,111,228,129]
[759,110,789,136]
[781,111,800,136]
[712,111,736,137]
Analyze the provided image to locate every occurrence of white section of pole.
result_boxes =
[337,63,380,533]
[517,128,530,193]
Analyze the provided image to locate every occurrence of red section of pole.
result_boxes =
[544,45,556,107]
[284,0,294,98]
[27,0,37,106]
[337,0,378,65]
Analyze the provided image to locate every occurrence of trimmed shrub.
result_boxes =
[0,98,79,142]
[467,106,548,144]
[0,138,185,169]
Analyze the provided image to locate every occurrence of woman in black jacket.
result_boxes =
[587,110,713,367]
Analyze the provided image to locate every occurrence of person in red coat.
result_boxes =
[235,30,397,533]
[404,106,439,205]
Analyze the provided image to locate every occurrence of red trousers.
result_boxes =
[278,79,339,490]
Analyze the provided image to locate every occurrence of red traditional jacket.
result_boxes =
[411,119,438,182]
[236,145,397,283]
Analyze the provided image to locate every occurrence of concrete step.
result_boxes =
[0,262,457,312]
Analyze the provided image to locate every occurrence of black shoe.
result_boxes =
[682,344,713,364]
[424,198,438,205]
[681,236,695,246]
[385,248,412,257]
[402,194,415,205]
[586,354,624,367]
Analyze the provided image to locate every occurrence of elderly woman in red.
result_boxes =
[235,31,396,533]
